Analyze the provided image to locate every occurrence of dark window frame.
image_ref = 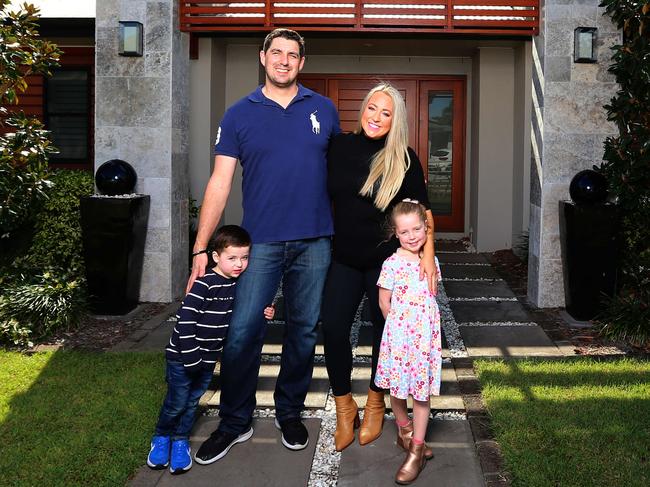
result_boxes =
[44,65,93,170]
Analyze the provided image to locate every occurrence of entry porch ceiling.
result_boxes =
[179,0,540,37]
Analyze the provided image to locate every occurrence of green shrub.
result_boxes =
[17,169,94,277]
[597,0,650,345]
[0,318,33,347]
[0,0,61,247]
[0,272,86,341]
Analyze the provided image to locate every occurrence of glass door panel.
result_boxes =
[426,92,453,215]
[418,80,465,233]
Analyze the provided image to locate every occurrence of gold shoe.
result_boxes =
[397,421,433,459]
[395,440,427,485]
[333,393,360,451]
[358,388,385,445]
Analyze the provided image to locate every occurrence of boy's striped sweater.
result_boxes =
[165,270,236,370]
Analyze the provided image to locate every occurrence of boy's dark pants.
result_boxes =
[154,360,214,440]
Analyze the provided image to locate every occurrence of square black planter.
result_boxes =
[559,201,619,321]
[80,195,150,315]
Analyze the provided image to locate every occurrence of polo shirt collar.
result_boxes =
[248,84,314,105]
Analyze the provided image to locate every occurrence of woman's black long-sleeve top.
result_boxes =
[327,132,430,270]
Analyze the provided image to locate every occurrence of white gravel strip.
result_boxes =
[458,321,538,327]
[307,392,340,487]
[437,282,468,357]
[449,297,518,302]
[443,277,504,282]
[433,411,467,421]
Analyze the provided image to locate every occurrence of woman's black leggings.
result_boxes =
[321,260,385,396]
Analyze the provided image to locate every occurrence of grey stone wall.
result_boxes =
[528,0,620,307]
[95,0,189,302]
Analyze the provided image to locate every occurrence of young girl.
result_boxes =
[374,199,442,485]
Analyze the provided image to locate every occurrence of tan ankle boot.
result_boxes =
[397,421,433,459]
[333,393,360,451]
[358,388,385,445]
[395,440,427,485]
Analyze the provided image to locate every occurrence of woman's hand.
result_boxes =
[419,210,437,295]
[419,256,437,295]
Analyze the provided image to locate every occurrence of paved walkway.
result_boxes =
[121,240,571,486]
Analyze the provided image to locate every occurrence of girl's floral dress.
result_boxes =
[374,252,442,401]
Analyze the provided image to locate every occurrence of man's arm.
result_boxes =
[186,155,238,293]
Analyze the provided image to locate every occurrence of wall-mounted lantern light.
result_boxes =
[119,21,143,57]
[574,27,597,63]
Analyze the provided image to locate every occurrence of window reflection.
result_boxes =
[427,92,452,215]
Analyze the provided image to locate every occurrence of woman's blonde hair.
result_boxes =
[356,83,411,211]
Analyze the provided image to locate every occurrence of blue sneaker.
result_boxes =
[147,435,170,469]
[169,439,192,474]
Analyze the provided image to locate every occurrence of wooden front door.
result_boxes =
[301,74,465,232]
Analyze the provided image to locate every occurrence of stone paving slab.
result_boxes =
[126,320,175,351]
[436,241,468,252]
[437,252,489,264]
[356,325,450,358]
[460,325,562,357]
[351,362,464,410]
[440,264,501,280]
[204,364,329,409]
[443,280,516,298]
[450,301,530,323]
[261,323,325,355]
[338,419,483,487]
[130,417,320,487]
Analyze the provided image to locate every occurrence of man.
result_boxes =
[189,29,340,464]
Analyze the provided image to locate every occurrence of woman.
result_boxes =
[322,83,437,451]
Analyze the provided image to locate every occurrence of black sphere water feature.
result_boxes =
[560,169,618,321]
[95,159,137,195]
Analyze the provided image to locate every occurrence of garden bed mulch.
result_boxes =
[36,302,171,352]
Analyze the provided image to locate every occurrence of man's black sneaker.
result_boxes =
[274,417,308,450]
[194,427,253,465]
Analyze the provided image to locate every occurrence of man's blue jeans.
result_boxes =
[154,360,214,440]
[218,237,331,435]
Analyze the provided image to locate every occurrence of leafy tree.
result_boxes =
[0,0,61,251]
[597,0,650,344]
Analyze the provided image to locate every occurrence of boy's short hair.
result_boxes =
[262,28,305,58]
[211,225,251,254]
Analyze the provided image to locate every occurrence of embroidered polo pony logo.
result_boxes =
[309,111,320,134]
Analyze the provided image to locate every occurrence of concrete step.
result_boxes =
[355,324,451,359]
[450,300,531,323]
[460,325,562,357]
[201,363,330,409]
[201,361,464,411]
[440,264,501,280]
[130,417,320,487]
[351,361,464,411]
[338,419,483,487]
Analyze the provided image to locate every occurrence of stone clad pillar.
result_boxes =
[95,0,189,302]
[528,0,620,307]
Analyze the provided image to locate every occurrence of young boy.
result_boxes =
[147,225,272,474]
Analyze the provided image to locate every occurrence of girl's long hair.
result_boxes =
[356,83,411,211]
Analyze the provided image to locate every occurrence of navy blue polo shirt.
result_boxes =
[214,85,340,243]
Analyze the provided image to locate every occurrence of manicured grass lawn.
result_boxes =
[475,358,650,487]
[0,350,166,486]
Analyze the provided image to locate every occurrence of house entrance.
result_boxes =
[300,75,465,232]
